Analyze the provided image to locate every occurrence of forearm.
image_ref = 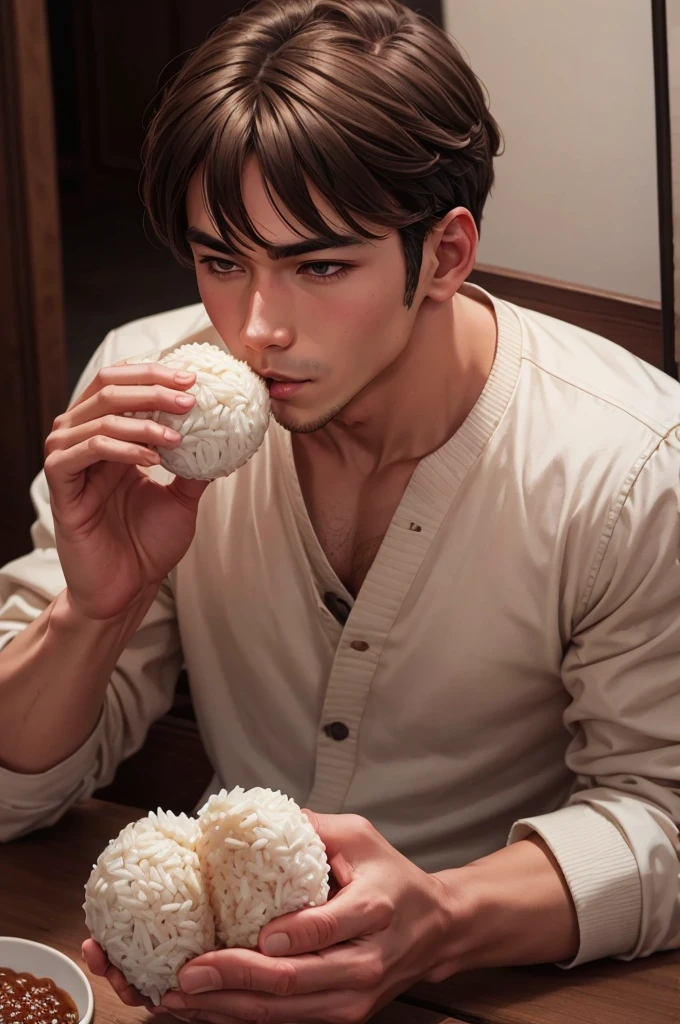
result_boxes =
[0,586,157,773]
[434,835,579,975]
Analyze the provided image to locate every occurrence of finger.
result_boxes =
[329,851,354,892]
[81,939,107,976]
[187,1015,244,1024]
[62,384,196,431]
[81,938,152,1009]
[301,809,375,862]
[162,987,364,1024]
[176,940,378,999]
[151,1010,202,1022]
[103,963,153,1009]
[259,882,392,957]
[155,1009,247,1024]
[45,414,183,456]
[69,363,195,410]
[160,1013,243,1024]
[45,435,160,485]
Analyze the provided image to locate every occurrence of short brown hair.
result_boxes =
[142,0,502,306]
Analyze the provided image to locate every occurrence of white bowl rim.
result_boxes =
[0,935,94,1024]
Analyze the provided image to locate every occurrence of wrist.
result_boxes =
[56,585,157,635]
[421,869,478,983]
[428,836,579,975]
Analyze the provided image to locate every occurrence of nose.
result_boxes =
[241,284,293,354]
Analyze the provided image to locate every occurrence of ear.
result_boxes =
[421,207,478,303]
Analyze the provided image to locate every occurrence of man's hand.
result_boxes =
[84,812,579,1024]
[157,810,463,1024]
[81,937,155,1012]
[45,361,208,620]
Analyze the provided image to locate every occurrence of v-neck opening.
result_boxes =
[277,285,523,614]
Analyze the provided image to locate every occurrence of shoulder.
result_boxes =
[507,299,680,437]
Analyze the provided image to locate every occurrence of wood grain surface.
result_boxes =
[0,800,677,1024]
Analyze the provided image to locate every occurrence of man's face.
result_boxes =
[185,159,425,433]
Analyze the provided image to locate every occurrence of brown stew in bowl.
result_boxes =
[0,966,79,1024]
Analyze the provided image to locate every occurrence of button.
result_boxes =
[350,640,369,652]
[408,522,422,532]
[323,591,351,626]
[323,721,350,741]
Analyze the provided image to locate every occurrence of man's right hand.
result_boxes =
[44,362,210,620]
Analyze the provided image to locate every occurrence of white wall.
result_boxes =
[443,0,661,302]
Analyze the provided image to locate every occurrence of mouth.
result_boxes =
[260,372,309,384]
[261,374,311,400]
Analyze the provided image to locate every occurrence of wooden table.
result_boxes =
[0,800,677,1024]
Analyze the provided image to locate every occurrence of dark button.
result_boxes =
[408,522,422,532]
[350,640,369,652]
[323,591,351,626]
[323,721,350,741]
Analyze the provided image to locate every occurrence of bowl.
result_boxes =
[0,936,94,1023]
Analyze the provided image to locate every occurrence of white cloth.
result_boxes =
[1,286,679,967]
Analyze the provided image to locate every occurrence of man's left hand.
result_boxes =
[159,810,464,1024]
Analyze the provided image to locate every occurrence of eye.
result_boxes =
[198,256,238,277]
[300,261,352,282]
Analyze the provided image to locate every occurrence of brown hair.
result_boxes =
[142,0,502,306]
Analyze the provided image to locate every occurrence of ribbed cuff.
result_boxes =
[508,802,641,966]
[0,717,103,810]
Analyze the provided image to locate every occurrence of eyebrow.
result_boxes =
[185,227,369,261]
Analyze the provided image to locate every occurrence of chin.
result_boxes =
[271,403,343,434]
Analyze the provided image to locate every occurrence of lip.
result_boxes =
[267,379,308,400]
[260,372,307,383]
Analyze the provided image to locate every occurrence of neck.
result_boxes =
[300,284,497,471]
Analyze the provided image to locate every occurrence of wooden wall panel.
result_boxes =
[0,0,66,563]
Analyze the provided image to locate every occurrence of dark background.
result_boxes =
[47,0,443,393]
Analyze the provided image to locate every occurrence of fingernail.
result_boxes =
[175,371,195,383]
[163,428,181,442]
[176,394,195,407]
[178,966,221,993]
[263,933,290,956]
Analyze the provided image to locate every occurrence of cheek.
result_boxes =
[196,277,242,347]
[346,280,409,354]
[325,271,403,339]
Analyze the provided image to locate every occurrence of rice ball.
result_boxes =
[137,342,270,480]
[197,787,331,948]
[83,810,215,1005]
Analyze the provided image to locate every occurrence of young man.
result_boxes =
[1,0,679,1019]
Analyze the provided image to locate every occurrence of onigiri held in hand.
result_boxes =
[83,788,330,1004]
[136,342,270,480]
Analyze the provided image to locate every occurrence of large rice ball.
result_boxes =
[137,342,270,480]
[84,789,330,999]
[83,810,214,1004]
[197,787,331,947]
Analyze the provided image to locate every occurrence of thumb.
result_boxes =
[167,476,212,506]
[302,808,361,860]
[303,808,356,888]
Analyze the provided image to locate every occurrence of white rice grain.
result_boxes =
[83,813,215,1004]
